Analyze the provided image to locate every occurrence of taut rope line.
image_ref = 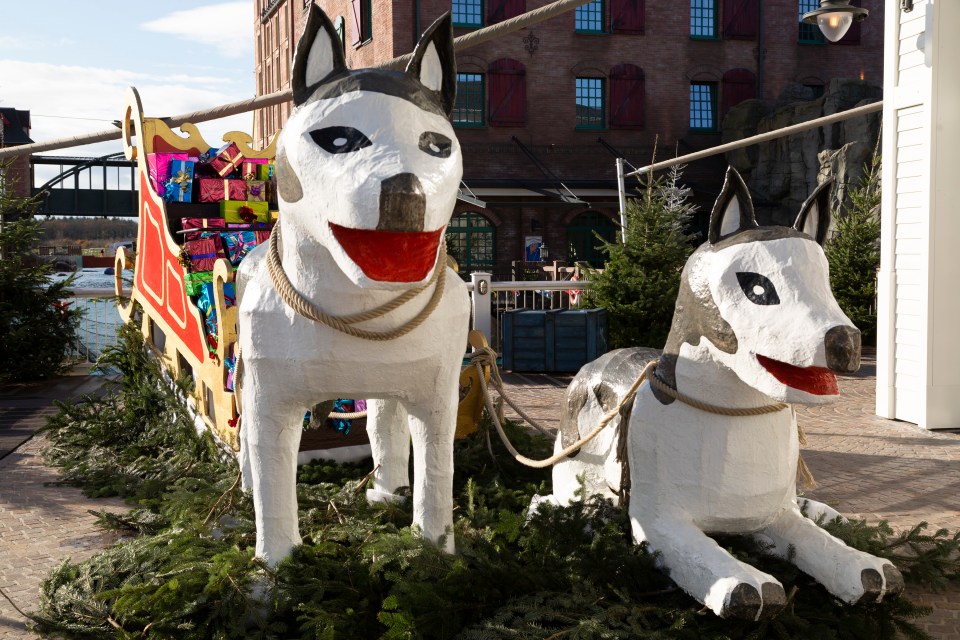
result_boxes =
[266,223,446,341]
[474,353,814,487]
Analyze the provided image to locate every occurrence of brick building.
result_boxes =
[253,0,883,278]
[0,108,33,201]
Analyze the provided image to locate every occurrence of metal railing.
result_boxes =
[67,292,125,363]
[467,272,592,353]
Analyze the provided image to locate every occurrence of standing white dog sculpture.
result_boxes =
[236,6,469,565]
[549,168,903,619]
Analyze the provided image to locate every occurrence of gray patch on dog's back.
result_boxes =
[275,148,303,203]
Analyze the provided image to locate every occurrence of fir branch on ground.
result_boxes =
[30,329,957,639]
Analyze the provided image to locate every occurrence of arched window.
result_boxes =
[609,64,645,129]
[721,68,756,118]
[567,212,617,267]
[488,59,526,126]
[446,211,496,278]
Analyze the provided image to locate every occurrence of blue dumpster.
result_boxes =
[501,309,608,372]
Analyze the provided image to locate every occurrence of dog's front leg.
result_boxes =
[366,398,411,503]
[758,506,904,603]
[404,370,459,554]
[242,383,306,566]
[631,512,786,620]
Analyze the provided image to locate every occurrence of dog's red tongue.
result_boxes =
[757,354,838,396]
[330,223,442,282]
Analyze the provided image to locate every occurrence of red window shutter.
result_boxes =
[350,0,363,46]
[488,59,526,125]
[836,0,863,45]
[610,0,645,34]
[721,68,756,118]
[722,0,758,40]
[609,64,644,129]
[489,0,525,24]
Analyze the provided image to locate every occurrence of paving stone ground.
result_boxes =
[1,353,958,638]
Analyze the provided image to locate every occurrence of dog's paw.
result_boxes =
[720,582,786,621]
[857,564,905,604]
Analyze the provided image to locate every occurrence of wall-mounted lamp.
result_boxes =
[541,244,549,261]
[901,0,914,12]
[801,0,869,42]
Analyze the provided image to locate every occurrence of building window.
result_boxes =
[609,64,644,129]
[691,0,718,38]
[453,0,484,27]
[446,211,496,277]
[488,0,524,24]
[722,0,758,39]
[575,77,605,129]
[350,0,372,45]
[488,59,526,126]
[720,68,756,119]
[575,0,605,33]
[611,0,645,34]
[798,0,824,43]
[567,212,617,267]
[690,82,717,131]
[454,73,485,127]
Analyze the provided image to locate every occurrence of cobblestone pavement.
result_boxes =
[500,350,960,638]
[1,355,957,638]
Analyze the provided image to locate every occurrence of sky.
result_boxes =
[0,1,256,185]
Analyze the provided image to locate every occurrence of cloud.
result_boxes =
[0,34,76,50]
[141,2,252,59]
[0,60,256,161]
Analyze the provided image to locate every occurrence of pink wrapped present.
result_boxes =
[146,152,187,194]
[198,178,247,203]
[180,217,226,241]
[240,159,268,181]
[180,235,226,273]
[208,142,244,177]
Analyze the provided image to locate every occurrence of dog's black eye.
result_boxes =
[736,272,780,305]
[419,131,452,158]
[309,126,372,154]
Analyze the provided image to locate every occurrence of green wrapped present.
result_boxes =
[221,200,270,224]
[184,270,214,296]
[256,163,275,181]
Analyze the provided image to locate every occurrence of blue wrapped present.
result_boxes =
[163,159,195,203]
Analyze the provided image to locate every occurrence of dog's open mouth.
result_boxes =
[756,354,838,396]
[329,223,443,283]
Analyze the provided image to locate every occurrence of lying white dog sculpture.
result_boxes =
[237,6,469,565]
[548,168,903,619]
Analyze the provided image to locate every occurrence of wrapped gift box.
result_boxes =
[256,163,275,181]
[198,178,247,203]
[162,160,195,203]
[146,152,188,194]
[184,270,213,297]
[180,217,227,241]
[222,200,270,224]
[181,235,226,272]
[240,159,268,180]
[209,142,244,177]
[269,210,280,223]
[246,180,267,202]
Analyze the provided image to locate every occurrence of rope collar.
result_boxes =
[266,222,447,341]
[647,363,789,416]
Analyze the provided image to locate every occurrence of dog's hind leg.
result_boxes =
[403,368,459,554]
[243,384,306,566]
[366,398,411,503]
[758,506,904,603]
[632,514,786,620]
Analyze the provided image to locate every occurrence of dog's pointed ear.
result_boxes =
[292,5,348,106]
[793,179,833,246]
[708,167,758,244]
[406,12,457,116]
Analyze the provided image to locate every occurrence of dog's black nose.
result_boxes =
[378,173,426,232]
[824,325,861,373]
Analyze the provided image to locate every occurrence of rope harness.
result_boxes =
[470,349,815,490]
[266,223,447,342]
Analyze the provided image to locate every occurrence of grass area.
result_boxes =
[29,323,958,639]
